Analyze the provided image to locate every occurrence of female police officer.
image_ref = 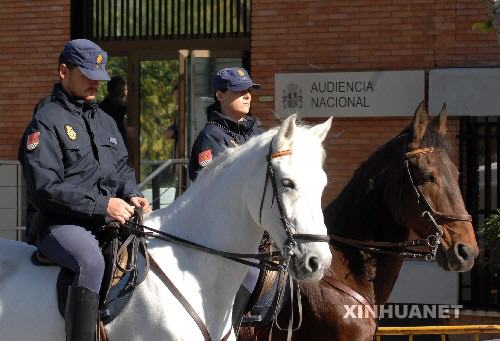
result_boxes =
[19,39,151,341]
[188,67,262,181]
[188,67,262,330]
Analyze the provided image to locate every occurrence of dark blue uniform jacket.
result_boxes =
[20,84,141,239]
[188,105,262,181]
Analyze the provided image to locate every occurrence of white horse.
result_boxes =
[0,115,332,341]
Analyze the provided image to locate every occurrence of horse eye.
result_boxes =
[421,172,435,183]
[281,178,296,189]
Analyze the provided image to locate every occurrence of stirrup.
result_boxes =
[241,313,263,325]
[35,250,56,265]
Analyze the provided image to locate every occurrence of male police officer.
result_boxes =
[19,39,151,341]
[188,67,262,181]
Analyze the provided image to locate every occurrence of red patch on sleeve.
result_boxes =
[198,149,213,167]
[26,131,40,151]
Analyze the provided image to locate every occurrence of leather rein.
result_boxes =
[329,147,472,261]
[122,137,331,272]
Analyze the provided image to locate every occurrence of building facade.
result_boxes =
[0,0,499,323]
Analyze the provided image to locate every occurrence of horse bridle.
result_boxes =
[403,147,472,260]
[330,147,472,261]
[255,139,333,338]
[258,139,330,259]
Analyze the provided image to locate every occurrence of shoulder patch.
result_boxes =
[198,149,213,167]
[26,131,40,151]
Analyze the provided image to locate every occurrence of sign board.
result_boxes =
[275,70,424,117]
[429,68,500,116]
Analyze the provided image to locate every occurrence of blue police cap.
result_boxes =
[62,39,111,81]
[212,67,261,92]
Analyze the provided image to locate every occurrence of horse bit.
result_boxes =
[330,147,472,261]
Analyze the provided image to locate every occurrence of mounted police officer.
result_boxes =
[19,39,151,341]
[188,67,262,330]
[188,67,262,181]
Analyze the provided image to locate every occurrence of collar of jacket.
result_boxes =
[52,83,99,117]
[206,106,260,134]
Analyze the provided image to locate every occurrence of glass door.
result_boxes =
[138,59,179,209]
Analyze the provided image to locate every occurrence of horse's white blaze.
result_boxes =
[0,115,332,340]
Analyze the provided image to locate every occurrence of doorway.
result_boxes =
[97,48,249,207]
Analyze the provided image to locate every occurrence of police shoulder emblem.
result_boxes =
[198,149,213,167]
[26,131,40,151]
[64,125,78,141]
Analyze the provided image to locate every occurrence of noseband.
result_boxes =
[330,147,472,261]
[258,139,330,258]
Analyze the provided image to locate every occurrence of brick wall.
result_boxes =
[0,0,70,161]
[250,0,500,204]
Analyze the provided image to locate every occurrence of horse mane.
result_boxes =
[324,119,450,275]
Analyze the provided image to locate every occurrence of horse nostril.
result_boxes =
[308,256,320,272]
[456,243,471,261]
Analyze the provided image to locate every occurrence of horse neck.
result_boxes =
[325,136,409,304]
[143,142,270,334]
[153,141,269,252]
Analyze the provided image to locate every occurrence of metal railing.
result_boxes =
[376,325,500,341]
[80,0,251,41]
[139,159,188,210]
[459,116,500,310]
[139,159,187,189]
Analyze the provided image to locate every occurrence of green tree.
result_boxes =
[479,210,500,271]
[139,60,178,163]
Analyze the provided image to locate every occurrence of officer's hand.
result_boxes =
[129,196,152,214]
[107,198,135,224]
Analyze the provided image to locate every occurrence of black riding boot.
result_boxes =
[65,286,99,341]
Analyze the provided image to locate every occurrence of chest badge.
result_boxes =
[64,125,78,141]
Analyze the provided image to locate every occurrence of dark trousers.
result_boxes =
[37,224,105,294]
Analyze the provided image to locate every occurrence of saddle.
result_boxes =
[32,210,149,327]
[238,234,289,329]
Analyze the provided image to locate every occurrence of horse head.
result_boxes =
[248,114,333,281]
[389,102,479,271]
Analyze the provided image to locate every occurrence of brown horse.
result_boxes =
[243,103,479,341]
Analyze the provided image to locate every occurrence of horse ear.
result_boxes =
[411,101,430,144]
[310,116,333,142]
[436,103,448,135]
[274,114,297,150]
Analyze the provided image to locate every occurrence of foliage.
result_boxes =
[478,209,500,270]
[472,20,494,33]
[139,60,178,164]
